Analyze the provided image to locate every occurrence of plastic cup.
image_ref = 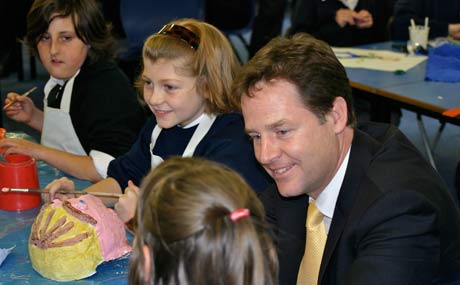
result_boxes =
[408,25,430,50]
[0,154,40,211]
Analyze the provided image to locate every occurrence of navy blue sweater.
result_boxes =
[107,113,272,193]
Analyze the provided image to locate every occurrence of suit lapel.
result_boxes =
[318,129,378,282]
[259,183,310,284]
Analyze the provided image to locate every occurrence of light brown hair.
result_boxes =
[137,18,241,114]
[129,157,278,285]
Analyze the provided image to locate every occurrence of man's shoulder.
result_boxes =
[352,122,428,175]
[349,122,448,199]
[355,122,407,145]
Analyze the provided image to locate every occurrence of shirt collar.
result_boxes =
[49,76,66,87]
[314,146,351,219]
[179,112,206,129]
[49,69,81,87]
[339,0,358,10]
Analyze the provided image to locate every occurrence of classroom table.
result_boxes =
[344,41,460,168]
[0,133,132,285]
[346,42,460,121]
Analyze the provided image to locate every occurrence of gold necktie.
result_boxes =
[297,201,327,285]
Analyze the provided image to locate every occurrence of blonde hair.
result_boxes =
[129,157,278,285]
[137,18,241,114]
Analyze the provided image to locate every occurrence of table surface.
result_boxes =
[0,133,132,285]
[346,42,460,118]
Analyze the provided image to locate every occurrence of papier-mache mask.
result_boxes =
[29,194,131,281]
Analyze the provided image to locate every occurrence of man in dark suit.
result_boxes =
[232,33,460,285]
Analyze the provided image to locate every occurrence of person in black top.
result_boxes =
[289,0,400,125]
[1,0,146,182]
[391,0,460,41]
[289,0,394,46]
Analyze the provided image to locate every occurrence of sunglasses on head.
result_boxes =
[157,24,200,50]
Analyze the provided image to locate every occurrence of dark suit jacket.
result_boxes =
[260,123,460,285]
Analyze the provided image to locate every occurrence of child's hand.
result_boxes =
[43,177,77,203]
[4,92,36,124]
[0,137,44,159]
[114,180,140,223]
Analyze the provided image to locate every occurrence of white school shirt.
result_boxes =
[312,146,351,233]
[149,113,216,169]
[339,0,358,10]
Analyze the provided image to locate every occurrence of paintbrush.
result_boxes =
[1,187,122,198]
[3,86,38,110]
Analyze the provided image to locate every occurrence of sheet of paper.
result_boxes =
[332,47,427,72]
[0,246,15,266]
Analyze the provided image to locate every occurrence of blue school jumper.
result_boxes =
[107,113,271,193]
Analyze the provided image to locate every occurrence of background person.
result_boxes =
[391,0,460,41]
[289,0,394,46]
[289,0,400,126]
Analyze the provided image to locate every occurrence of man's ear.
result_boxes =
[142,245,152,282]
[328,96,348,134]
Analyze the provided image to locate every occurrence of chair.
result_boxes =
[116,0,205,82]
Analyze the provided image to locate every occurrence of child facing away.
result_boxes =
[45,18,272,221]
[129,156,278,285]
[0,0,146,182]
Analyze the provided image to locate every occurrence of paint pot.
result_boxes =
[0,154,40,211]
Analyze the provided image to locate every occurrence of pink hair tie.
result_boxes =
[229,208,250,222]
